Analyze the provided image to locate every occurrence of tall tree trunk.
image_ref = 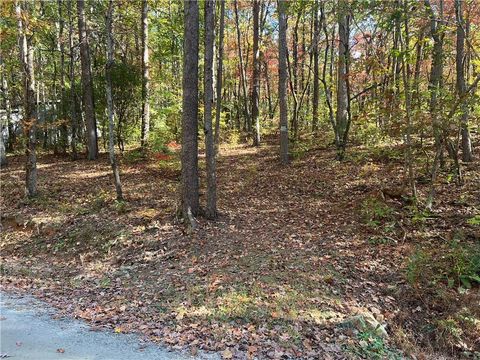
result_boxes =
[182,0,200,223]
[264,59,274,119]
[251,0,261,146]
[278,0,289,164]
[77,0,98,160]
[0,50,10,166]
[16,1,37,197]
[140,0,150,148]
[105,0,123,201]
[336,0,350,160]
[214,0,225,150]
[204,0,217,219]
[234,0,251,133]
[68,0,78,160]
[425,0,444,166]
[291,12,301,140]
[58,0,68,153]
[455,0,473,162]
[400,0,417,199]
[312,0,320,133]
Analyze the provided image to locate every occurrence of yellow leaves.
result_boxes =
[221,349,233,359]
[473,59,480,72]
[175,308,186,320]
[114,326,123,333]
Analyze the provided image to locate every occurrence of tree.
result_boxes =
[68,0,78,160]
[214,0,225,149]
[204,0,217,219]
[335,0,350,160]
[181,0,200,225]
[278,0,289,164]
[57,0,68,153]
[16,0,37,197]
[0,50,9,167]
[424,0,444,165]
[455,0,473,162]
[140,0,150,148]
[77,0,98,160]
[312,0,320,133]
[105,0,123,201]
[251,0,261,146]
[399,0,416,199]
[234,0,251,133]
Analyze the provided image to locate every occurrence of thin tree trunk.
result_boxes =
[214,0,225,150]
[140,0,150,148]
[68,0,78,160]
[291,12,301,140]
[278,0,288,164]
[16,1,37,197]
[320,3,337,143]
[204,0,217,219]
[251,0,261,146]
[455,0,473,162]
[425,0,444,166]
[105,0,123,201]
[181,0,200,223]
[400,0,417,199]
[234,0,251,133]
[264,59,274,119]
[312,0,320,133]
[77,0,98,160]
[336,0,349,160]
[58,0,68,153]
[0,50,10,166]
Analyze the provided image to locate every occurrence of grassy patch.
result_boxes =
[347,329,404,360]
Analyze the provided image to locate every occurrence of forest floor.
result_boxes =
[1,137,479,359]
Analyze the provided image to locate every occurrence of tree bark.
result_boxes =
[399,0,417,199]
[312,0,320,133]
[140,0,150,148]
[278,0,289,164]
[68,0,78,160]
[204,0,217,219]
[105,0,123,201]
[251,0,261,146]
[182,0,200,222]
[336,0,350,160]
[291,12,301,140]
[0,50,9,166]
[77,0,98,160]
[214,0,225,150]
[455,0,473,162]
[16,1,37,197]
[424,0,444,166]
[234,0,251,133]
[57,0,68,153]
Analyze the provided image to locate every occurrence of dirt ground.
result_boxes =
[1,140,479,359]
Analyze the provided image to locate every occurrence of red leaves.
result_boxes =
[153,153,171,161]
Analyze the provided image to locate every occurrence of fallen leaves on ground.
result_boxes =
[1,140,479,359]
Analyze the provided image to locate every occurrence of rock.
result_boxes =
[341,312,389,338]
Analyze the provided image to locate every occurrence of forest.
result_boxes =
[1,0,479,359]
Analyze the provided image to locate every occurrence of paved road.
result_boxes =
[0,292,217,360]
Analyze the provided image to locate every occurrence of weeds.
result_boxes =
[407,240,480,289]
[361,197,395,228]
[348,329,403,359]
